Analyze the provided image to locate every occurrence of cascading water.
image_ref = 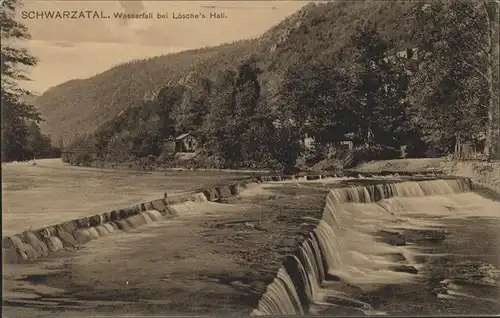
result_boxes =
[251,178,472,316]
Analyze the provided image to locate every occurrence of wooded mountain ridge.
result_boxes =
[37,0,499,170]
[35,1,419,146]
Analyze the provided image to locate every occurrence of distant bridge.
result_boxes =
[61,150,146,155]
[61,150,98,154]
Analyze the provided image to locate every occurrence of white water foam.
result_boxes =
[252,178,498,316]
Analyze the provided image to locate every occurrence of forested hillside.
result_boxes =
[36,40,257,145]
[40,0,498,170]
[36,1,419,146]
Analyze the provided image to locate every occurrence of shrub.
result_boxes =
[61,152,71,163]
[352,144,401,166]
[69,152,95,166]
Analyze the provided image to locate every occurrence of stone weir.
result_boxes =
[2,173,345,263]
[0,170,462,264]
[250,177,473,316]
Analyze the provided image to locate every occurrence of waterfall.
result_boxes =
[192,192,208,202]
[251,178,471,316]
[253,234,375,316]
[252,267,305,315]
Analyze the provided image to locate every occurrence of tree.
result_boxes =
[1,0,42,162]
[202,57,278,169]
[57,136,64,150]
[25,121,51,157]
[202,68,239,168]
[278,22,415,163]
[234,56,265,166]
[303,64,357,146]
[277,56,321,139]
[277,53,356,146]
[234,55,261,119]
[174,77,212,136]
[106,131,135,162]
[155,85,185,138]
[349,22,414,149]
[412,0,499,158]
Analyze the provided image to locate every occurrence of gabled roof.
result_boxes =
[165,133,192,141]
[175,133,191,140]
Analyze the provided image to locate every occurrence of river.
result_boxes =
[2,166,500,316]
[1,158,252,236]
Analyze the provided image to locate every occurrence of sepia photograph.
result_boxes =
[1,0,500,316]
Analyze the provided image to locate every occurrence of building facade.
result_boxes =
[164,133,198,153]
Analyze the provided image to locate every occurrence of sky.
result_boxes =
[13,0,309,94]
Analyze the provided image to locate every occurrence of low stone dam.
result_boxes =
[2,173,500,317]
[3,174,322,263]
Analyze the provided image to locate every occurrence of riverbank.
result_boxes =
[354,158,448,173]
[57,157,500,193]
[354,158,500,192]
[450,161,500,192]
[84,158,276,174]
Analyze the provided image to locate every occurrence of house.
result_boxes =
[325,139,354,151]
[164,133,198,153]
[303,134,355,151]
[326,132,357,151]
[339,140,354,150]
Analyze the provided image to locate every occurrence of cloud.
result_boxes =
[51,42,76,48]
[119,0,144,13]
[118,1,144,25]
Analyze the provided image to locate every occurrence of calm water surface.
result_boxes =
[1,158,251,235]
